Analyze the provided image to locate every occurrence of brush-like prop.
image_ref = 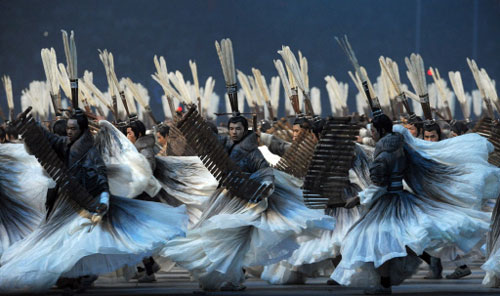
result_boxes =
[2,75,14,120]
[480,69,500,114]
[152,55,177,118]
[379,56,413,117]
[189,60,202,113]
[61,30,78,109]
[41,48,62,116]
[237,70,257,114]
[278,46,313,115]
[248,75,265,118]
[270,76,280,117]
[325,75,348,116]
[215,38,238,113]
[379,68,399,119]
[448,71,471,120]
[348,71,370,116]
[405,53,432,120]
[98,49,120,119]
[82,71,113,113]
[168,71,195,105]
[252,68,275,120]
[125,77,158,124]
[273,59,297,115]
[428,67,452,120]
[103,51,131,118]
[201,77,215,117]
[336,35,381,116]
[467,58,495,118]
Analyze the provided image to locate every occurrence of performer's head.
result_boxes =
[449,120,468,138]
[156,125,170,147]
[127,120,146,144]
[292,117,312,141]
[4,125,19,142]
[423,121,441,142]
[52,119,67,136]
[227,115,248,143]
[404,115,423,138]
[371,114,393,141]
[0,126,6,143]
[67,109,88,143]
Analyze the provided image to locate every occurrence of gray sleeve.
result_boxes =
[260,133,291,157]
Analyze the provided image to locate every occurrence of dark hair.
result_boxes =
[408,114,423,137]
[52,119,67,136]
[157,125,170,137]
[423,121,442,140]
[372,114,393,138]
[293,117,312,130]
[5,125,18,140]
[450,120,468,136]
[206,121,218,135]
[312,117,326,138]
[128,120,146,138]
[70,109,88,132]
[0,126,5,142]
[227,116,248,131]
[259,120,271,133]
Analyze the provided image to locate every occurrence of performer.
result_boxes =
[161,113,334,291]
[127,119,156,170]
[403,115,423,139]
[156,125,170,156]
[259,117,313,157]
[331,113,498,294]
[0,109,188,292]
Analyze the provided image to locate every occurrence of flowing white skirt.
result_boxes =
[0,144,53,256]
[161,169,335,290]
[331,188,490,287]
[0,197,187,292]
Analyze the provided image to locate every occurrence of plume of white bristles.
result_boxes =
[273,59,293,99]
[20,81,51,121]
[237,70,256,110]
[311,87,321,115]
[405,53,428,97]
[57,63,71,98]
[2,75,14,114]
[467,58,495,117]
[167,71,194,104]
[325,75,348,116]
[270,76,280,116]
[98,49,117,98]
[189,60,201,100]
[41,48,60,95]
[480,69,500,113]
[277,46,308,94]
[61,30,77,79]
[448,71,471,119]
[215,38,236,86]
[82,71,112,111]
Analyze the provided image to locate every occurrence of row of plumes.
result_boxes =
[1,31,499,124]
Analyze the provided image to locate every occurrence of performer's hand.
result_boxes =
[344,196,360,209]
[96,203,108,214]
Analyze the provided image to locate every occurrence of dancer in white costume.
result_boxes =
[162,115,335,291]
[0,143,53,256]
[0,110,188,292]
[331,114,499,294]
[260,136,372,285]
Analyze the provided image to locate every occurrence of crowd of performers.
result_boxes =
[1,33,500,295]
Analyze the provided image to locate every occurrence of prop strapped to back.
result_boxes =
[303,116,361,209]
[11,107,96,212]
[177,105,272,202]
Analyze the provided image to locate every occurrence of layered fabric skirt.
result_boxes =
[331,186,491,288]
[154,156,218,227]
[0,144,53,256]
[161,169,335,290]
[0,197,187,292]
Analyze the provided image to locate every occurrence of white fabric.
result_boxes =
[0,144,53,256]
[161,169,335,290]
[155,156,218,227]
[331,127,499,288]
[0,197,187,292]
[259,145,281,166]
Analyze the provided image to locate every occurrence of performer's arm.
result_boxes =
[260,133,291,157]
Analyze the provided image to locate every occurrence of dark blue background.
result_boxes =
[1,0,499,119]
